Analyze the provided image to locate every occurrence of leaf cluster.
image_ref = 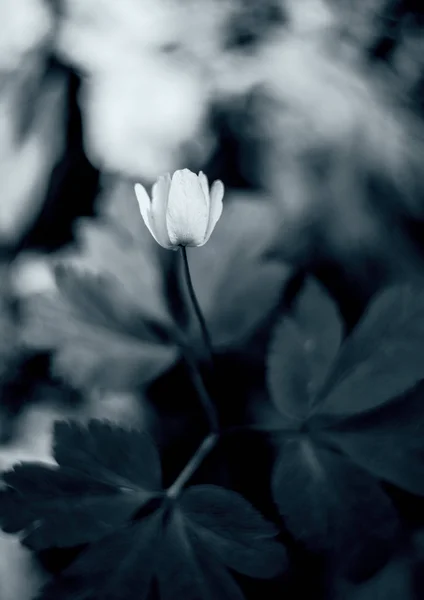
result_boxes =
[0,421,287,600]
[2,182,424,600]
[267,279,424,582]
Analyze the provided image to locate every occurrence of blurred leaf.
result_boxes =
[20,266,177,391]
[266,277,342,428]
[0,419,286,599]
[64,180,172,327]
[0,63,66,246]
[312,381,424,496]
[186,192,292,351]
[272,438,399,579]
[319,285,424,416]
[22,185,291,392]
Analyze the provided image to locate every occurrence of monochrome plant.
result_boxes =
[1,168,424,600]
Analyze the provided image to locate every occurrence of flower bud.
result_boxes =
[134,168,224,249]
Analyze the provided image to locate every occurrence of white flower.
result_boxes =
[134,169,224,249]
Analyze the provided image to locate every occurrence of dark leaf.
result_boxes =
[21,267,177,391]
[319,285,424,416]
[272,438,399,578]
[53,420,162,491]
[313,381,424,496]
[158,509,245,600]
[186,536,247,600]
[181,485,287,578]
[37,514,162,600]
[266,277,342,428]
[0,420,163,549]
[35,483,286,600]
[0,409,286,600]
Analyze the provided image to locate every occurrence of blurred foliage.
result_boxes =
[1,0,424,599]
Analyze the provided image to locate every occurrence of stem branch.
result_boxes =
[167,433,218,498]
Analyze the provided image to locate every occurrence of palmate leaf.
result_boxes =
[268,280,424,422]
[62,178,172,326]
[0,420,162,549]
[21,182,291,392]
[20,266,178,391]
[185,192,292,351]
[0,420,287,600]
[272,439,399,579]
[266,279,424,577]
[38,487,286,600]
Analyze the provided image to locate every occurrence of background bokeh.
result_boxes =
[1,1,424,599]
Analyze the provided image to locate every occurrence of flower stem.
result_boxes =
[166,247,220,497]
[166,433,218,499]
[180,246,214,364]
[182,349,219,433]
[179,245,219,434]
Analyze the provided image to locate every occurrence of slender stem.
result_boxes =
[166,433,218,498]
[164,247,220,498]
[180,246,214,363]
[179,245,218,433]
[182,348,219,433]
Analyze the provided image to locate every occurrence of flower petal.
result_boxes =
[201,179,224,245]
[134,182,155,237]
[198,171,210,205]
[135,181,172,249]
[150,173,173,248]
[134,183,151,222]
[166,169,209,246]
